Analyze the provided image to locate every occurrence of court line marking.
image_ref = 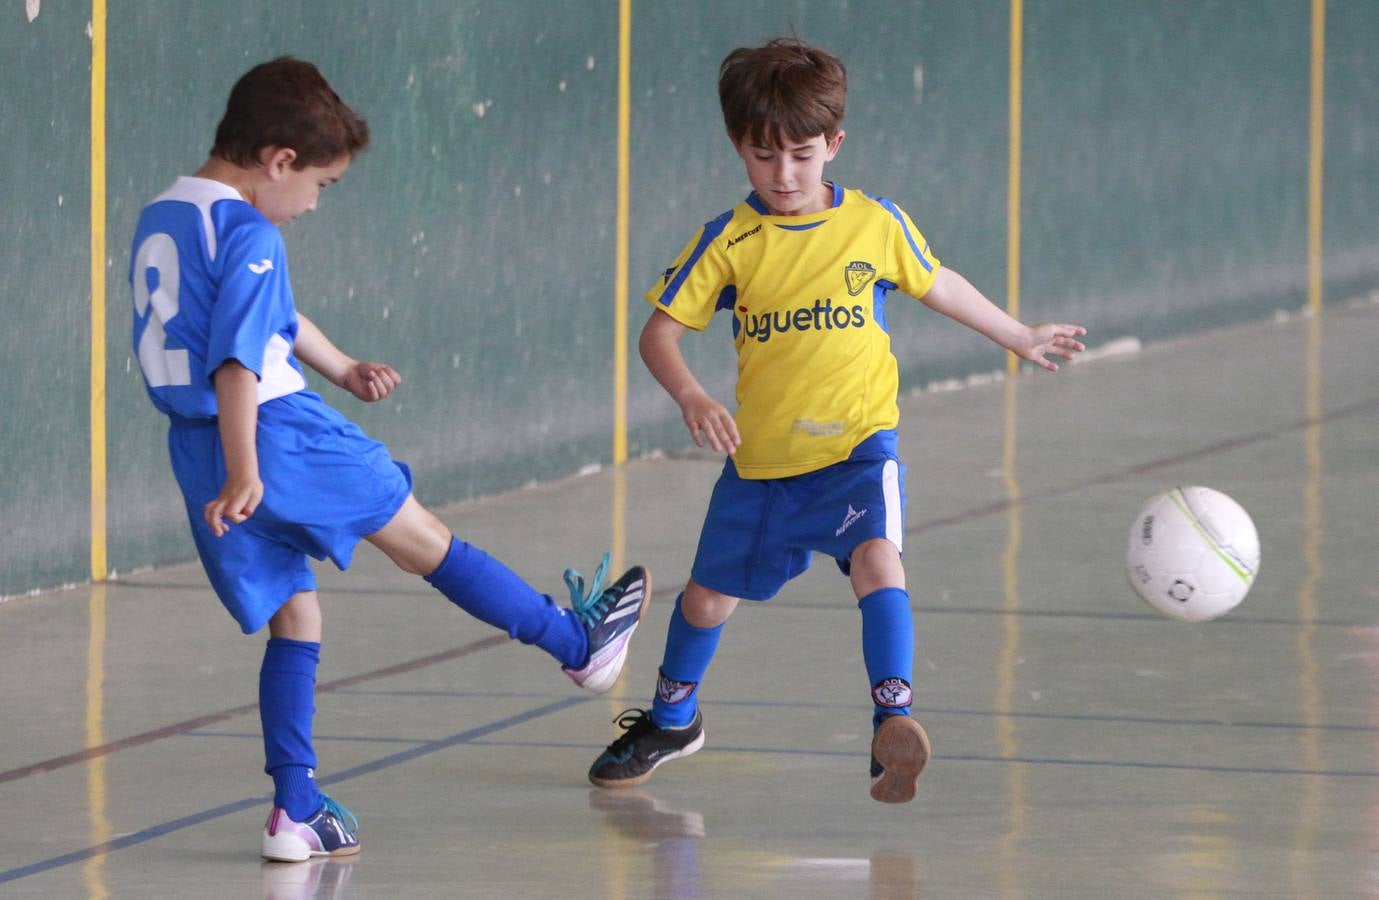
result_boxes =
[10,392,1375,787]
[465,738,1379,780]
[8,367,1374,791]
[88,576,1379,625]
[0,634,505,786]
[765,601,1372,628]
[186,688,1379,736]
[0,696,588,886]
[6,385,1374,875]
[95,579,1373,627]
[905,393,1379,541]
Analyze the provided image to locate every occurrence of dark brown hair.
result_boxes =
[211,57,370,169]
[718,38,847,148]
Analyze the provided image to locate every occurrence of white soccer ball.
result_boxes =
[1126,486,1260,622]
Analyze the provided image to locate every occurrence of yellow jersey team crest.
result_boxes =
[845,260,876,296]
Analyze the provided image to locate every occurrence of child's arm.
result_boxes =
[204,361,263,537]
[294,312,403,402]
[920,267,1086,371]
[640,309,740,454]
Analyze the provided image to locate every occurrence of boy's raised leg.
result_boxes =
[560,555,652,692]
[369,496,650,691]
[870,715,931,804]
[858,585,929,802]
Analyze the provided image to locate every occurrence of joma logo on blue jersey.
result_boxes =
[739,298,866,343]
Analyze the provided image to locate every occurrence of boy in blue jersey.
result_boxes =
[589,39,1086,802]
[130,58,651,861]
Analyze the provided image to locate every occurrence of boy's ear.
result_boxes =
[825,130,846,160]
[259,146,299,179]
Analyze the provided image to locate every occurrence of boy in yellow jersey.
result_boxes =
[589,38,1086,802]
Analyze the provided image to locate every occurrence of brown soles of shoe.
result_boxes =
[869,716,931,804]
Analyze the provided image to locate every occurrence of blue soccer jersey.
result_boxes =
[130,176,307,419]
[128,176,412,632]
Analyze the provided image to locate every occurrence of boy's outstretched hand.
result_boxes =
[342,361,402,401]
[1016,324,1087,372]
[680,389,741,455]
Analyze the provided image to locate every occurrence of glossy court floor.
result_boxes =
[3,300,1379,899]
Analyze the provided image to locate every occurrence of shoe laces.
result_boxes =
[320,794,358,835]
[565,552,614,628]
[606,708,657,752]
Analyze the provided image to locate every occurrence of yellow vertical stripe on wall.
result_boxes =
[606,1,634,848]
[613,0,632,467]
[610,0,632,576]
[1001,2,1029,850]
[90,0,108,581]
[1005,0,1023,376]
[1293,9,1327,884]
[1307,0,1325,313]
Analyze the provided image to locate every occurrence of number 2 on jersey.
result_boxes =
[132,232,191,387]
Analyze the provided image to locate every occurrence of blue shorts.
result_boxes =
[167,391,413,634]
[690,431,906,601]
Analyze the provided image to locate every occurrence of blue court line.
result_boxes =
[320,688,1379,735]
[179,696,1379,782]
[187,730,432,745]
[905,703,1379,734]
[469,738,1379,780]
[930,752,1379,778]
[733,745,1379,779]
[0,696,589,886]
[721,745,1379,779]
[902,393,1379,546]
[711,697,1379,735]
[761,600,1373,628]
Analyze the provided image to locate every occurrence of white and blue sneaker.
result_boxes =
[562,553,651,693]
[261,795,361,862]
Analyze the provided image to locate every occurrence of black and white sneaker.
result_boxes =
[589,708,705,788]
[869,715,931,803]
[562,554,651,693]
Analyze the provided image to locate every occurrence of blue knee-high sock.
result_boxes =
[859,587,915,728]
[425,537,588,669]
[261,637,324,821]
[651,595,724,728]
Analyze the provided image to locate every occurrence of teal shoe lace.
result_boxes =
[565,552,614,628]
[319,794,359,836]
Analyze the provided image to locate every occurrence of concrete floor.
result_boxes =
[3,300,1378,898]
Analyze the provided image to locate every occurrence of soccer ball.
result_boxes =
[1126,486,1260,622]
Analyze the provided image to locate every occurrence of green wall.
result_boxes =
[2,1,1375,597]
[3,3,94,594]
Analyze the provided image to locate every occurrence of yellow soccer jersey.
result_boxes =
[646,184,940,479]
